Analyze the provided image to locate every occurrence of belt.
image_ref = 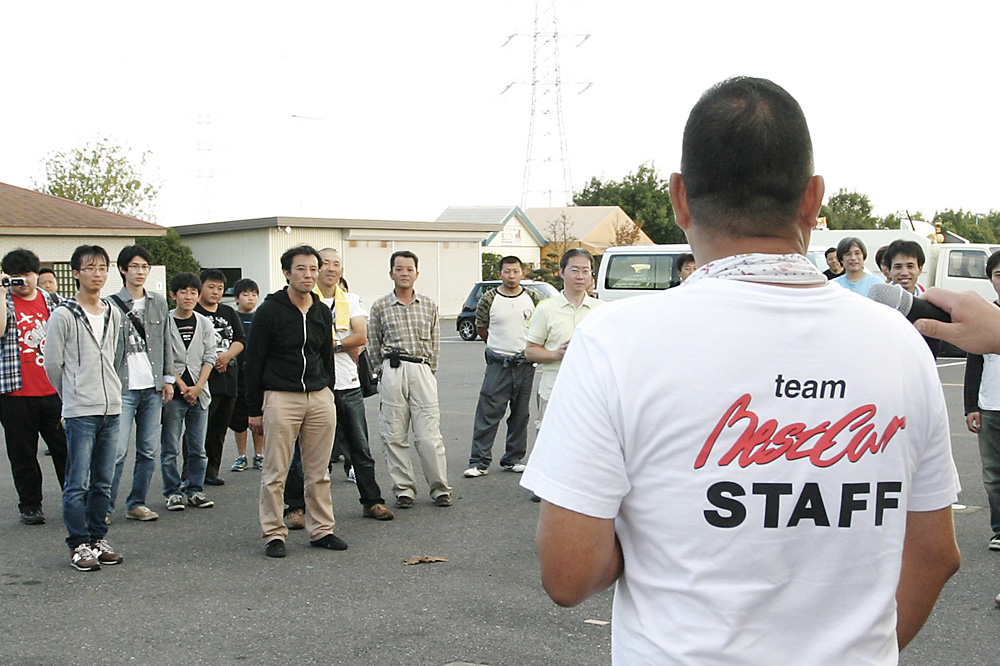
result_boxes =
[387,349,430,367]
[397,353,429,365]
[485,348,532,368]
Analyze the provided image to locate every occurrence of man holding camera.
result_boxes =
[0,249,67,525]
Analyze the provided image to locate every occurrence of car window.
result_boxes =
[947,249,989,279]
[604,254,678,290]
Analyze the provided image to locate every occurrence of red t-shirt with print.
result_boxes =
[9,293,57,397]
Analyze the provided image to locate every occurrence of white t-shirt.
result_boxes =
[326,292,367,391]
[479,288,536,356]
[522,279,959,666]
[85,308,106,347]
[125,296,155,390]
[978,353,1000,410]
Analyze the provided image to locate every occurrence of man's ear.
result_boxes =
[670,173,691,231]
[798,175,825,230]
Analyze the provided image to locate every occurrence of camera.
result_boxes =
[1,277,26,288]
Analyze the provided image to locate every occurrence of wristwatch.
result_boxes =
[334,342,343,353]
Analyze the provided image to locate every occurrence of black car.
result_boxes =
[456,280,559,341]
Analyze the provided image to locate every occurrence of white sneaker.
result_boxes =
[347,467,356,484]
[463,467,488,478]
[502,463,527,473]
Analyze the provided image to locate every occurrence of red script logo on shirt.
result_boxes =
[694,393,906,469]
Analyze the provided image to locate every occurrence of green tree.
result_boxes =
[933,209,1000,244]
[36,138,159,220]
[136,229,202,292]
[824,188,884,229]
[481,252,502,280]
[573,163,680,243]
[527,252,563,290]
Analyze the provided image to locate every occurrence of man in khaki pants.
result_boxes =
[245,245,345,558]
[368,250,452,509]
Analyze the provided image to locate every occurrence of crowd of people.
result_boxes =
[0,238,609,570]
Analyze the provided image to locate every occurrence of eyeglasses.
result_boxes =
[127,264,152,272]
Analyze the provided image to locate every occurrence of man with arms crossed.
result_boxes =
[246,245,345,558]
[524,248,603,422]
[464,255,538,478]
[161,272,216,512]
[368,251,452,509]
[108,245,173,522]
[45,245,125,571]
[522,77,960,664]
[0,249,67,525]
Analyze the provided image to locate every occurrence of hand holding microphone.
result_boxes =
[866,283,951,324]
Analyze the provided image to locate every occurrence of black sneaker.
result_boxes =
[20,508,45,525]
[310,534,348,550]
[265,539,286,558]
[186,492,215,509]
[203,476,225,486]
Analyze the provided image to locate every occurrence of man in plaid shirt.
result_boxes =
[0,248,67,526]
[368,250,452,509]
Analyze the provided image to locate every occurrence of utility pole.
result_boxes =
[519,0,574,209]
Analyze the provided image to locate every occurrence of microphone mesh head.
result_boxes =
[867,282,914,315]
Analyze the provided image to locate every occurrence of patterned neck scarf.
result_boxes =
[683,253,827,287]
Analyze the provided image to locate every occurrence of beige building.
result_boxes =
[525,206,653,259]
[175,215,503,318]
[0,181,168,296]
[436,206,546,268]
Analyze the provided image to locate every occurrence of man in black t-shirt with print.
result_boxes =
[194,269,245,485]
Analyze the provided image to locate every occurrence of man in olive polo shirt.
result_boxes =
[525,248,604,421]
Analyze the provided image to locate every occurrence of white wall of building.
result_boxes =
[482,217,542,267]
[181,226,484,318]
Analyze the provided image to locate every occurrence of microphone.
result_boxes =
[867,282,951,323]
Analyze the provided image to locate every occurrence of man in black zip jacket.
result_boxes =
[244,245,345,558]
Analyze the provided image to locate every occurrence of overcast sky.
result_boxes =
[1,1,997,227]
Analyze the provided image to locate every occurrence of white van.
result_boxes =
[595,244,691,302]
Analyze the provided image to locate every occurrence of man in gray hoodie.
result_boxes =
[44,245,125,572]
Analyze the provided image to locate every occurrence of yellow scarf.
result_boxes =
[312,285,351,333]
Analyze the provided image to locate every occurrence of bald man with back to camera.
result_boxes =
[522,77,960,665]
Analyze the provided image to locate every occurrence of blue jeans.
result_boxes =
[62,415,120,549]
[109,388,162,513]
[161,398,208,497]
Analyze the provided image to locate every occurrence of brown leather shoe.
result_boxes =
[395,496,414,509]
[433,494,453,508]
[363,503,395,521]
[285,508,305,530]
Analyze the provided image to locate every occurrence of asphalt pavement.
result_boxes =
[0,327,997,665]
